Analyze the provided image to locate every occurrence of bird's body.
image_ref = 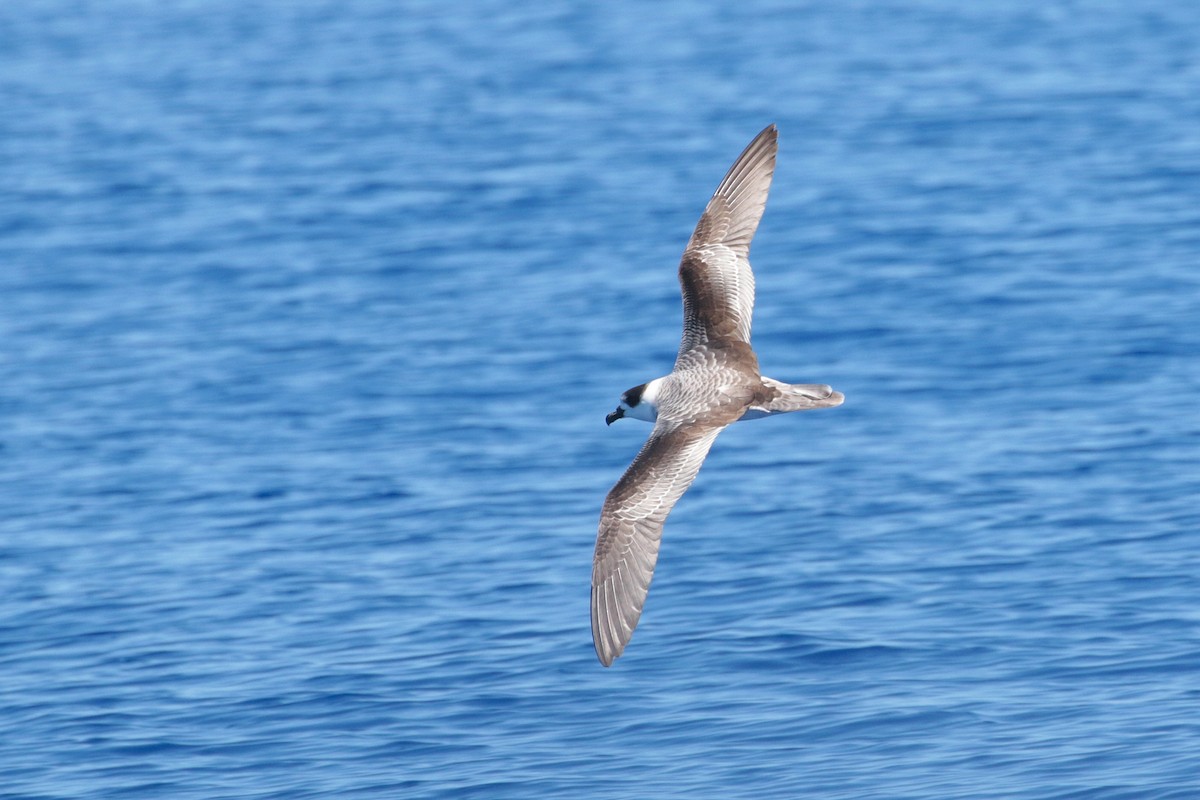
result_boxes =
[592,125,844,667]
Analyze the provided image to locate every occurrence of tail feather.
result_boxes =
[742,376,844,420]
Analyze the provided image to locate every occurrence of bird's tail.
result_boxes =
[742,377,844,420]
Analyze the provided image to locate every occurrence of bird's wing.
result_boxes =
[591,423,724,666]
[676,124,777,363]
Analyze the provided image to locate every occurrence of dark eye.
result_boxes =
[624,383,646,407]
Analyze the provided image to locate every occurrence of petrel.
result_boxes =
[592,124,844,666]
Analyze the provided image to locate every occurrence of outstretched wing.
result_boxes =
[592,423,723,666]
[677,124,778,362]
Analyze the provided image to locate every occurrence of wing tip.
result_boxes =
[596,645,617,667]
[746,122,779,161]
[694,124,779,247]
[590,581,625,667]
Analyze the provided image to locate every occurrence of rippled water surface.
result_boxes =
[3,2,1200,798]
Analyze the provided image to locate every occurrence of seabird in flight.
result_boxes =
[592,124,844,666]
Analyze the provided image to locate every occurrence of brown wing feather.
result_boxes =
[591,424,723,666]
[677,125,778,361]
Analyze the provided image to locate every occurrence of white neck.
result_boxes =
[626,377,666,422]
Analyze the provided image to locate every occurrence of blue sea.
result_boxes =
[3,2,1199,798]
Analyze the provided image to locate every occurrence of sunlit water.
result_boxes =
[3,2,1200,798]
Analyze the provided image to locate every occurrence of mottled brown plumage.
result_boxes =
[592,125,844,666]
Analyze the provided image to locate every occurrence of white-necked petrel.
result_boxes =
[593,124,844,666]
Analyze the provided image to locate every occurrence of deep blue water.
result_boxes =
[3,1,1200,797]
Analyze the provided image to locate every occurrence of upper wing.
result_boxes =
[676,124,778,362]
[591,423,723,666]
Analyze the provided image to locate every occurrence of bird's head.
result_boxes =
[606,378,662,425]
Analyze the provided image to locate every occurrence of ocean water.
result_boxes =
[3,1,1200,797]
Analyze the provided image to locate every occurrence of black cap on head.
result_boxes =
[622,383,646,408]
